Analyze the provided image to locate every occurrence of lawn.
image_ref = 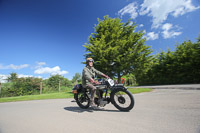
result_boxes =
[0,88,152,103]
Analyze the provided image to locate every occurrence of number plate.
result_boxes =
[108,79,114,86]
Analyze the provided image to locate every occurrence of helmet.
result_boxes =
[86,57,94,64]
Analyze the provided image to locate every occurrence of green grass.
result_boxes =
[128,88,153,94]
[0,92,74,103]
[0,88,152,103]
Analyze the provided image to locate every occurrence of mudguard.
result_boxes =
[113,84,127,90]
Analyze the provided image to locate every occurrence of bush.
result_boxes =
[137,37,200,85]
[0,78,41,97]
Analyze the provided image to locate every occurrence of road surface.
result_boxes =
[133,84,200,90]
[0,89,200,133]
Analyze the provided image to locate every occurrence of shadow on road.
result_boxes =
[64,106,121,113]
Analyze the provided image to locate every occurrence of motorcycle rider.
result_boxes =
[82,57,109,108]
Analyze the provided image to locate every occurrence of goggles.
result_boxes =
[87,58,94,62]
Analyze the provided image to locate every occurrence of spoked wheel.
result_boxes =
[111,88,134,111]
[74,91,90,109]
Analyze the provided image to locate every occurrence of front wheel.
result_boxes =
[74,91,90,109]
[111,88,134,111]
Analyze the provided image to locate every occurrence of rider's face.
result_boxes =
[89,61,93,67]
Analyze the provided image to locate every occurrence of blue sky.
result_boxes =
[0,0,199,82]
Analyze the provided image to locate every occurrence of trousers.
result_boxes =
[86,84,97,105]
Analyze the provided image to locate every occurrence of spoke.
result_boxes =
[78,93,89,106]
[114,90,131,108]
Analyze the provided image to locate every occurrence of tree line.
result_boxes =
[0,73,82,97]
[136,38,200,85]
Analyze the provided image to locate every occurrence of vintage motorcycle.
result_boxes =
[72,78,134,111]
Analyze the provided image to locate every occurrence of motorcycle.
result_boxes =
[72,78,134,111]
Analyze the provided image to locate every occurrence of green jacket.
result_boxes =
[82,66,103,88]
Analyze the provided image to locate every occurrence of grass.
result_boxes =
[128,88,153,94]
[0,92,74,103]
[0,88,152,103]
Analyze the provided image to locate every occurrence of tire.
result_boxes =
[111,88,134,111]
[74,91,90,109]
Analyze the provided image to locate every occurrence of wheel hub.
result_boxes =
[118,96,125,104]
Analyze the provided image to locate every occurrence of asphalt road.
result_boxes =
[0,89,200,133]
[132,84,200,90]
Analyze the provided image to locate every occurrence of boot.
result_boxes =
[90,100,99,109]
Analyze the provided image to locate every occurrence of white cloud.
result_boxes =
[36,62,46,66]
[18,74,33,78]
[139,24,144,28]
[0,74,42,83]
[119,0,200,29]
[139,0,200,28]
[172,0,200,17]
[118,2,138,19]
[18,74,42,79]
[34,66,68,75]
[34,61,47,69]
[162,23,182,39]
[0,64,29,70]
[145,32,159,40]
[0,74,9,83]
[162,23,173,31]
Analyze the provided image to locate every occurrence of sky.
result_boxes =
[0,0,200,82]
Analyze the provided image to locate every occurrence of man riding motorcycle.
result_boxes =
[82,58,109,109]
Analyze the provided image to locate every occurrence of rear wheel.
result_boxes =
[74,91,90,109]
[111,88,134,111]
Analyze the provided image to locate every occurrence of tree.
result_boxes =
[46,75,72,91]
[7,73,18,82]
[9,77,42,96]
[122,73,137,86]
[173,39,200,83]
[47,75,64,90]
[83,15,153,82]
[72,73,82,84]
[138,35,200,85]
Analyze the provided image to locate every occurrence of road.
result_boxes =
[0,89,200,133]
[132,84,200,90]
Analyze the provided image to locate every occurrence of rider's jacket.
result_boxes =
[82,66,103,88]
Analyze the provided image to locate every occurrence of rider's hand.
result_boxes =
[95,81,100,85]
[89,78,95,84]
[105,75,110,79]
[102,74,110,79]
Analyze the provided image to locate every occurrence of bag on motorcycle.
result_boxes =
[72,84,83,94]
